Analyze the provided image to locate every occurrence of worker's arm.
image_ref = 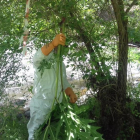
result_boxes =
[65,87,77,103]
[41,33,66,56]
[33,33,66,68]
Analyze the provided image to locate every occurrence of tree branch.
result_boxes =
[125,0,138,13]
[111,0,124,30]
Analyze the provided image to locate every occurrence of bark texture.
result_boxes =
[111,0,128,101]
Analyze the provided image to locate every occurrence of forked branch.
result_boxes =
[125,0,138,13]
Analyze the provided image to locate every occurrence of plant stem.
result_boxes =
[43,118,51,140]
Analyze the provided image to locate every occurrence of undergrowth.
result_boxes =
[0,92,140,140]
[0,96,103,140]
[0,105,28,140]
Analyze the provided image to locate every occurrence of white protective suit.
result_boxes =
[27,48,70,140]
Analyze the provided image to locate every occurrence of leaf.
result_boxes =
[74,104,90,115]
[55,116,64,138]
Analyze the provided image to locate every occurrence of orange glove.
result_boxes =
[52,33,66,48]
[65,87,77,103]
[41,33,66,56]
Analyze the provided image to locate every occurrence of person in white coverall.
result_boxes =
[27,33,77,140]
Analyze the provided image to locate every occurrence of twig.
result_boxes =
[114,107,124,114]
[125,0,138,13]
[99,84,116,93]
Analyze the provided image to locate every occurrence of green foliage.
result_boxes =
[0,0,26,92]
[73,103,90,115]
[0,105,28,140]
[128,47,140,64]
[0,0,140,140]
[128,6,140,43]
[38,57,56,76]
[35,101,103,140]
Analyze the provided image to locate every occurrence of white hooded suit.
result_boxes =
[27,48,70,140]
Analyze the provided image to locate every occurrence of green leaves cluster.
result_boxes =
[0,0,25,91]
[35,101,103,140]
[0,0,140,139]
[38,57,56,76]
[0,105,28,140]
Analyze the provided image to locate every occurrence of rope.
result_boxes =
[20,0,30,56]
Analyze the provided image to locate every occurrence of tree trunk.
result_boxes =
[111,0,128,102]
[99,0,129,139]
[117,24,128,101]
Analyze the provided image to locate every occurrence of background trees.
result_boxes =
[0,0,140,139]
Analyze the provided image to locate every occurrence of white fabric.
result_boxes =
[27,48,70,140]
